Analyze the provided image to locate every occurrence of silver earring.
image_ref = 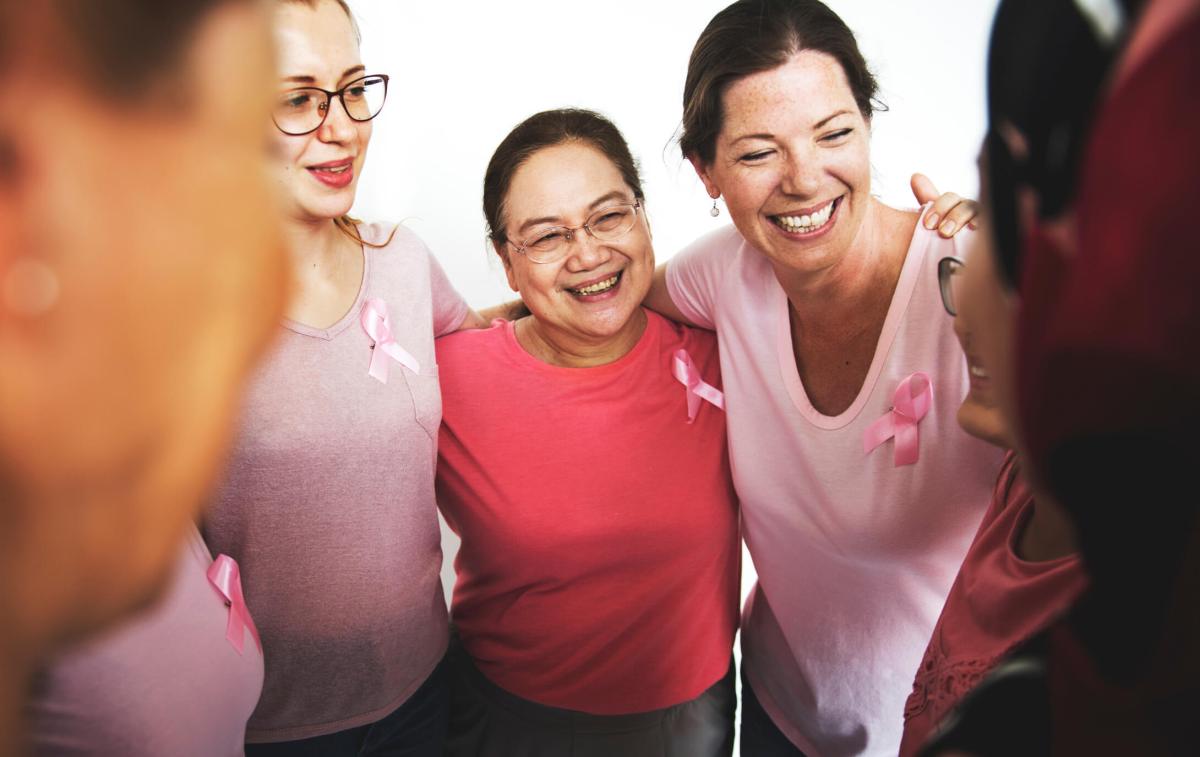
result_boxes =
[710,198,720,217]
[3,258,60,317]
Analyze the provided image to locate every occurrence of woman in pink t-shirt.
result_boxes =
[436,109,740,756]
[203,1,485,754]
[643,2,996,755]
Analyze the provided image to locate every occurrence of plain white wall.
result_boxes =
[345,0,1000,630]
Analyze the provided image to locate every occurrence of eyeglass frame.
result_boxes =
[937,256,964,316]
[504,200,645,264]
[272,74,390,136]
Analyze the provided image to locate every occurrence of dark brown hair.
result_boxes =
[680,0,879,165]
[483,108,645,249]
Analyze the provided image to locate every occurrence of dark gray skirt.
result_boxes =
[444,634,735,757]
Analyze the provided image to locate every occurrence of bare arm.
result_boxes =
[477,299,530,323]
[644,262,700,327]
[453,308,490,331]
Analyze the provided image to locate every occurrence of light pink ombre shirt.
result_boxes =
[204,223,469,743]
[666,207,1002,757]
[26,527,263,756]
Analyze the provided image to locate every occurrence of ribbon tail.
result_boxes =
[381,342,421,375]
[685,389,701,424]
[863,414,896,454]
[367,346,389,383]
[893,420,921,466]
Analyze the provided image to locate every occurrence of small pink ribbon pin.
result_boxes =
[673,349,725,423]
[360,298,420,383]
[863,372,933,466]
[207,554,261,655]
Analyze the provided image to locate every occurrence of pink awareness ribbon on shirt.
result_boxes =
[207,554,261,655]
[863,371,933,466]
[360,298,420,384]
[673,349,725,424]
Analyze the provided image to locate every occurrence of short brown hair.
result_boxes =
[483,108,646,247]
[680,0,879,165]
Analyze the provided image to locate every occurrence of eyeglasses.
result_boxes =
[273,74,389,136]
[937,256,964,316]
[507,201,643,264]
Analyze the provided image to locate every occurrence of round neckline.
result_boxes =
[281,228,372,341]
[500,308,658,375]
[774,205,931,430]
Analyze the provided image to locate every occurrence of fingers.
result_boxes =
[910,172,940,207]
[939,198,981,238]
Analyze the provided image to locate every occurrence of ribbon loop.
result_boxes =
[672,349,725,424]
[207,554,261,655]
[863,372,933,466]
[360,298,420,383]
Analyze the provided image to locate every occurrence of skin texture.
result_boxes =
[0,2,287,750]
[498,142,654,368]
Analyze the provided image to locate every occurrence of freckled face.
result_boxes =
[499,142,653,345]
[696,50,871,275]
[272,0,371,222]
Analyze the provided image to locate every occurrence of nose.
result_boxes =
[779,148,821,197]
[563,228,611,271]
[317,96,356,143]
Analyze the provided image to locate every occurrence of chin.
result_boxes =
[956,401,1010,449]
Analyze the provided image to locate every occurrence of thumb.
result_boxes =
[910,172,940,205]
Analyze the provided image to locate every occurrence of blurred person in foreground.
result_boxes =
[920,0,1200,753]
[0,0,286,753]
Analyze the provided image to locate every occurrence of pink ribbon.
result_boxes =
[207,554,261,655]
[863,372,933,466]
[360,298,420,383]
[672,349,725,423]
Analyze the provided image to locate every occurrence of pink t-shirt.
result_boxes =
[435,311,740,715]
[26,527,263,756]
[899,452,1086,756]
[204,223,469,742]
[666,208,1002,757]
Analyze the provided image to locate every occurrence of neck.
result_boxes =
[281,214,351,277]
[516,309,648,368]
[775,198,906,334]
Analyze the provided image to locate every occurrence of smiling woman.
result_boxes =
[435,109,740,757]
[198,1,483,754]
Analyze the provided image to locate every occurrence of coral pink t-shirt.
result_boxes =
[26,527,263,756]
[666,208,1002,756]
[204,223,469,742]
[435,311,739,715]
[899,452,1086,756]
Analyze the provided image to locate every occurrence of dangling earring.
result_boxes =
[710,197,720,217]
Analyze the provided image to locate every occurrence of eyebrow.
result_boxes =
[727,110,855,145]
[515,190,633,235]
[281,65,367,86]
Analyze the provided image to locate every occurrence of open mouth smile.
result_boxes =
[770,196,841,235]
[567,271,622,298]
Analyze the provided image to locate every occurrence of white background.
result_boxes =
[346,0,1000,721]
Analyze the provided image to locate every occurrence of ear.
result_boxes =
[687,153,721,200]
[494,240,519,293]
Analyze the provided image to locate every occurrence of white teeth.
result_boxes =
[572,274,619,295]
[969,364,989,378]
[775,201,834,233]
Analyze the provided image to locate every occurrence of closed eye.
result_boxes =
[739,149,775,163]
[822,129,853,142]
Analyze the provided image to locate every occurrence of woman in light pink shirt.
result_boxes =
[644,1,997,755]
[203,1,484,754]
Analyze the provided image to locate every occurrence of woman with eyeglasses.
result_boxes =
[434,108,740,756]
[201,1,484,754]
[641,1,1002,754]
[897,249,1084,756]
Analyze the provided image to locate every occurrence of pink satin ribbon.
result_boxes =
[207,554,261,655]
[360,298,420,383]
[673,349,725,423]
[863,372,933,466]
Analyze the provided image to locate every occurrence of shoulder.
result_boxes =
[436,319,507,367]
[673,223,748,268]
[360,221,432,263]
[645,310,719,364]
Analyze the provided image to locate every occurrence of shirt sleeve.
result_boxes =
[426,248,470,337]
[664,227,738,331]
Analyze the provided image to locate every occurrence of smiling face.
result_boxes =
[499,142,654,356]
[272,0,370,222]
[693,50,871,275]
